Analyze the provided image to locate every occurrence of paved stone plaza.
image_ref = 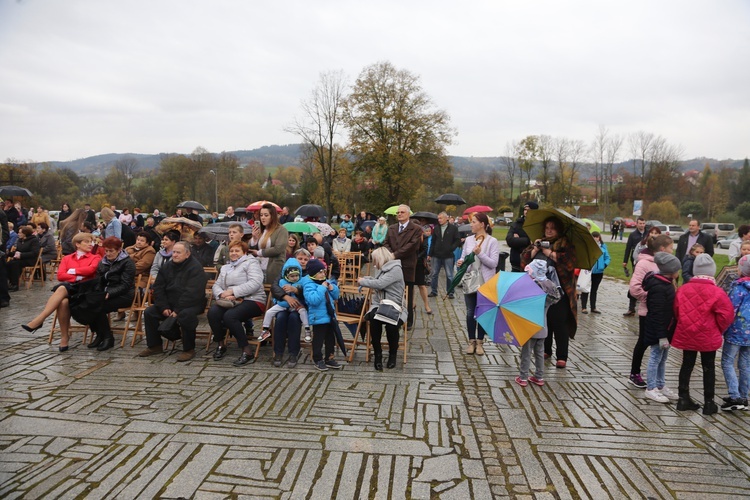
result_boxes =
[1,275,749,499]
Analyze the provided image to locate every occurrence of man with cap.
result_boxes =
[506,201,537,272]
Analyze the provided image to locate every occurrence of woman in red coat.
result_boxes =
[672,253,734,414]
[21,233,102,351]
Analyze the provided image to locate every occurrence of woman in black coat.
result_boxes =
[7,226,41,290]
[81,237,136,352]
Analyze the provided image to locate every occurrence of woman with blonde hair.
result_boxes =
[458,213,499,355]
[249,203,289,284]
[358,247,407,370]
[286,233,301,259]
[100,207,122,239]
[21,232,102,350]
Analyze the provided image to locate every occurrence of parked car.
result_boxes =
[717,233,739,249]
[622,218,636,228]
[645,220,663,228]
[653,224,669,236]
[667,225,684,242]
[700,222,735,243]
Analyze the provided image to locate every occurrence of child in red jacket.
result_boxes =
[672,254,735,414]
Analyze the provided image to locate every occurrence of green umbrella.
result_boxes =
[446,252,476,296]
[384,205,413,216]
[580,218,601,233]
[523,208,603,270]
[283,221,320,234]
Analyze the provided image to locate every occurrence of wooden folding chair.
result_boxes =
[21,248,45,289]
[364,289,409,364]
[105,275,145,347]
[48,242,62,277]
[48,310,90,346]
[334,284,371,362]
[334,251,363,286]
[129,275,156,347]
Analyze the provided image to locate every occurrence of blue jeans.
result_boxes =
[646,344,670,390]
[430,256,454,295]
[464,292,486,341]
[721,341,750,399]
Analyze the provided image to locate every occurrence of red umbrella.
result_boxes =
[246,200,281,212]
[463,205,493,215]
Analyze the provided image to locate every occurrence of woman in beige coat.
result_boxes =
[249,203,289,284]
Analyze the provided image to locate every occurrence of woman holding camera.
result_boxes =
[522,216,577,368]
[458,213,499,356]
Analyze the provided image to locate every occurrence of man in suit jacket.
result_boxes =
[675,219,714,261]
[427,211,460,297]
[384,204,423,329]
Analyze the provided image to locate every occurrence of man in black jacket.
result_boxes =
[675,219,714,261]
[506,201,537,272]
[622,217,646,316]
[0,206,10,307]
[139,242,208,361]
[427,211,460,297]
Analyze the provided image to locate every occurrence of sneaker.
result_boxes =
[303,328,312,343]
[659,386,678,400]
[591,309,602,314]
[447,293,455,299]
[232,352,255,366]
[257,329,272,342]
[543,353,551,359]
[428,291,438,297]
[629,373,647,389]
[315,360,329,371]
[325,358,343,370]
[721,398,747,411]
[645,388,669,403]
[555,360,566,368]
[529,376,545,386]
[286,353,298,368]
[581,309,588,314]
[514,376,528,387]
[273,356,283,368]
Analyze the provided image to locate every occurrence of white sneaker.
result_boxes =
[659,386,678,400]
[645,388,669,403]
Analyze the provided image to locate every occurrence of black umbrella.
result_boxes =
[0,185,33,198]
[295,204,327,218]
[457,223,472,236]
[412,211,439,224]
[176,200,208,212]
[200,222,253,241]
[435,193,466,205]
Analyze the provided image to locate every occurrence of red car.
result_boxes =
[623,218,636,228]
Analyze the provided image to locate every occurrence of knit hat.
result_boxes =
[738,255,750,277]
[306,258,327,277]
[692,253,716,277]
[654,252,680,275]
[524,259,548,281]
[524,201,539,210]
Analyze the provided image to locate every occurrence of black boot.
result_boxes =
[676,398,700,411]
[96,332,115,351]
[87,332,103,349]
[703,400,718,415]
[387,350,397,369]
[374,354,383,371]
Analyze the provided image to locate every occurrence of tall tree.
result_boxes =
[537,135,554,202]
[286,70,347,217]
[114,156,139,202]
[501,141,519,206]
[343,61,455,209]
[552,137,570,206]
[517,135,539,201]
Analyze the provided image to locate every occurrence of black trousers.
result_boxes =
[630,316,648,375]
[544,293,571,361]
[312,323,335,363]
[144,304,202,352]
[89,295,134,335]
[369,318,401,358]
[678,350,716,401]
[580,273,604,310]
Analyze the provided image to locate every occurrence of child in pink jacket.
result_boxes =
[672,254,734,415]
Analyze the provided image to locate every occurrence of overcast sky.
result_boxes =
[1,0,748,163]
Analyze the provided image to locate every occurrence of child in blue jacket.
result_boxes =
[302,258,341,371]
[580,231,610,314]
[259,258,311,342]
[721,255,750,411]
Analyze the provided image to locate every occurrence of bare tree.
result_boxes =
[501,140,519,206]
[537,135,554,202]
[286,70,347,217]
[553,137,569,205]
[568,139,586,204]
[517,135,539,201]
[629,130,655,200]
[603,133,623,230]
[114,156,138,201]
[591,125,609,206]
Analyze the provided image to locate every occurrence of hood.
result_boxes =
[282,257,303,275]
[380,259,403,274]
[642,271,671,292]
[103,249,129,265]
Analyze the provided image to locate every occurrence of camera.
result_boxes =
[535,240,550,249]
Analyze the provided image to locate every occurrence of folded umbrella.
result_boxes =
[475,271,547,347]
[446,252,475,297]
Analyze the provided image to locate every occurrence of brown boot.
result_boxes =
[466,339,476,355]
[177,350,195,362]
[475,339,485,356]
[138,345,164,357]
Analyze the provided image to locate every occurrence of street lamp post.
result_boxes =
[209,169,218,213]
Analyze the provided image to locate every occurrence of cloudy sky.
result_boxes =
[1,0,748,163]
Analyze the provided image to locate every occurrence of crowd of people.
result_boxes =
[4,198,749,413]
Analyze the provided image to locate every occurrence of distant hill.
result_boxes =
[46,145,745,178]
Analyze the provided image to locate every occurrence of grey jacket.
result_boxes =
[212,254,267,304]
[358,259,408,323]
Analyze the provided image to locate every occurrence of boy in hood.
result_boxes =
[259,258,311,344]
